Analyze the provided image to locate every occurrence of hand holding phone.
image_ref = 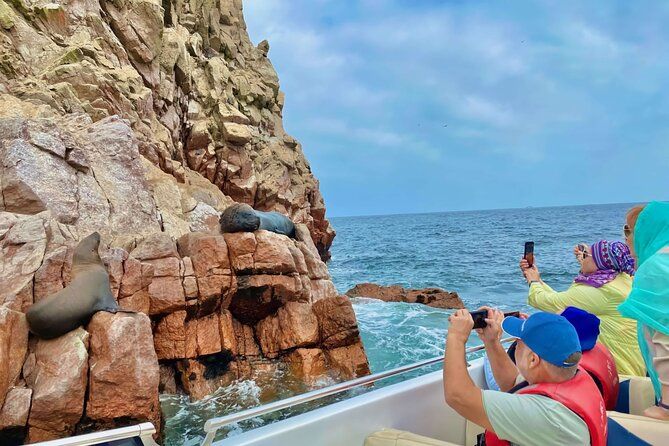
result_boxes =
[470,309,521,329]
[523,241,535,267]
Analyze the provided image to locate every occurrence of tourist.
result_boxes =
[443,309,606,446]
[618,202,669,421]
[519,240,644,376]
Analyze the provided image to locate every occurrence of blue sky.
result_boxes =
[245,1,669,217]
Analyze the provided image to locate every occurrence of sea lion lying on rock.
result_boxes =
[26,232,121,339]
[219,203,296,238]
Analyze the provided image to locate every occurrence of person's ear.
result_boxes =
[528,351,540,370]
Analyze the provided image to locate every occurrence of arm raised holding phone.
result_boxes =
[476,308,522,392]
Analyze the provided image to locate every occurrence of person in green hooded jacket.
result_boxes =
[618,201,669,421]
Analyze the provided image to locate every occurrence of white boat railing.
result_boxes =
[201,337,516,446]
[29,422,159,446]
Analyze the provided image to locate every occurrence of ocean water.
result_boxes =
[161,202,633,444]
[331,203,632,373]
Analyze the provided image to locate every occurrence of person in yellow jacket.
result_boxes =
[519,239,645,377]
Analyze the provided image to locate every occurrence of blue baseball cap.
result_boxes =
[502,312,582,368]
[561,306,600,352]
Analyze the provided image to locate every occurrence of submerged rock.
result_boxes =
[346,283,465,309]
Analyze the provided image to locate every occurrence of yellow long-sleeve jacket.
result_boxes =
[528,273,645,376]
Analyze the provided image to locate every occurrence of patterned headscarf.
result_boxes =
[574,240,635,288]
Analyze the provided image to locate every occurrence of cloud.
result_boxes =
[244,1,669,215]
[459,95,518,128]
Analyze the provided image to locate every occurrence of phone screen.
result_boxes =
[524,241,535,267]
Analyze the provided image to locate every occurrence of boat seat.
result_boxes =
[608,411,669,445]
[364,428,460,446]
[615,375,656,416]
[464,420,484,446]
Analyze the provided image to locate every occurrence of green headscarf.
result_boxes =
[618,201,669,398]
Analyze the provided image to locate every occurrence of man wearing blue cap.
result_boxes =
[443,309,607,445]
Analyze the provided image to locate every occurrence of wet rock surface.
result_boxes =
[346,283,465,309]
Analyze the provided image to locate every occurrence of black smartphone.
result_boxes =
[471,309,488,329]
[470,310,521,329]
[524,241,535,267]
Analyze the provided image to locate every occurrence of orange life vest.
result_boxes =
[579,342,619,410]
[484,370,607,446]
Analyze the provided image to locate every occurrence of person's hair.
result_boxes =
[626,205,646,230]
[545,351,582,381]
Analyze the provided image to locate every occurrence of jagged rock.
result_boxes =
[145,257,181,277]
[158,365,177,394]
[0,214,47,311]
[33,245,68,302]
[119,289,151,314]
[0,308,28,408]
[175,356,237,400]
[25,328,89,442]
[186,313,222,357]
[325,343,371,380]
[313,296,361,349]
[131,233,179,261]
[102,247,128,299]
[218,309,238,354]
[0,0,364,438]
[177,232,231,277]
[153,311,187,360]
[254,230,297,274]
[148,277,185,315]
[224,232,256,273]
[0,387,31,430]
[232,318,261,357]
[222,122,252,145]
[346,283,465,309]
[310,279,338,302]
[230,274,303,324]
[87,312,160,431]
[287,348,327,383]
[256,302,319,358]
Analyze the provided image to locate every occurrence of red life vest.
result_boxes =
[484,370,607,446]
[580,342,619,410]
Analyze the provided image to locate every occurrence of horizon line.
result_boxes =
[329,200,649,219]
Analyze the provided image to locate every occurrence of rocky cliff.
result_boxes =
[0,1,366,444]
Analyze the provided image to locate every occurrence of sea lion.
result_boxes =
[219,203,296,238]
[26,232,120,339]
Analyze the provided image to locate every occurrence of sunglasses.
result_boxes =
[623,224,632,238]
[577,243,589,260]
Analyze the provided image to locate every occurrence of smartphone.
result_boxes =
[470,310,521,329]
[471,309,488,329]
[524,241,535,267]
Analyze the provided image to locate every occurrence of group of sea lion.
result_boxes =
[26,206,295,339]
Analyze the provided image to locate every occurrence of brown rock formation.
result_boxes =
[86,312,161,432]
[0,1,367,443]
[0,0,334,257]
[346,283,465,309]
[24,328,89,442]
